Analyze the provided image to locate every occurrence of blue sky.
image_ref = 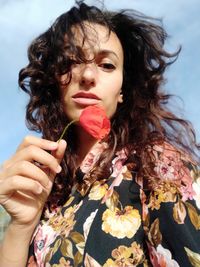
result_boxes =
[0,0,199,164]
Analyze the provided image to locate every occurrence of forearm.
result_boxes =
[0,223,35,267]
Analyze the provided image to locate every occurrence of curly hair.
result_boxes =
[18,1,200,208]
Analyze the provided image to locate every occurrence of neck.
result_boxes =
[75,126,98,166]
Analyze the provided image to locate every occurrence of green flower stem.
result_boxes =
[58,120,77,142]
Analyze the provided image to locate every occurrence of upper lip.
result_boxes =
[72,92,100,100]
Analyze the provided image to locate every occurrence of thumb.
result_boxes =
[48,139,67,182]
[53,139,67,165]
[38,139,67,202]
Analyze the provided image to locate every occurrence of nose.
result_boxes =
[79,63,97,87]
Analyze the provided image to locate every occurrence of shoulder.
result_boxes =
[144,141,194,163]
[144,141,197,175]
[143,141,200,202]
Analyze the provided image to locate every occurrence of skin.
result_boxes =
[0,136,66,266]
[60,23,124,121]
[60,22,124,161]
[0,23,124,266]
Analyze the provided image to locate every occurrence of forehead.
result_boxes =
[70,22,123,58]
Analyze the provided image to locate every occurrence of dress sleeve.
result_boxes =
[143,142,200,267]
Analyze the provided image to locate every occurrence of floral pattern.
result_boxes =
[148,244,180,267]
[192,175,200,209]
[27,141,200,266]
[33,224,57,266]
[102,206,141,238]
[52,257,72,267]
[103,242,144,266]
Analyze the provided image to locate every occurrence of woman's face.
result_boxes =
[59,22,124,122]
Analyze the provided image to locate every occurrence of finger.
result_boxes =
[16,135,59,152]
[53,139,67,164]
[4,161,51,189]
[0,176,44,205]
[3,136,59,170]
[49,139,67,182]
[8,145,62,174]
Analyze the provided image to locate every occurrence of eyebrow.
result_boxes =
[66,45,120,61]
[66,45,120,60]
[96,49,120,60]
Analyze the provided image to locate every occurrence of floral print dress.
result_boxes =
[27,142,200,267]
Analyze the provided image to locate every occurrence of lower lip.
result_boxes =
[72,97,101,105]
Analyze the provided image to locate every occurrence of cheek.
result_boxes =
[59,86,73,118]
[59,73,71,87]
[110,74,123,98]
[104,76,123,118]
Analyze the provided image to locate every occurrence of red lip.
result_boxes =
[72,92,100,100]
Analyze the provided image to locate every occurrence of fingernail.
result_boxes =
[59,139,67,146]
[36,186,43,194]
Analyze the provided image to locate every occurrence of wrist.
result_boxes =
[0,248,27,266]
[0,222,36,267]
[7,220,37,240]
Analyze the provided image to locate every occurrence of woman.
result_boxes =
[0,2,200,266]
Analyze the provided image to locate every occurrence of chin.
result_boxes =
[66,112,81,122]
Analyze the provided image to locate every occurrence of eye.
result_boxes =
[69,59,83,71]
[70,59,81,65]
[99,62,116,71]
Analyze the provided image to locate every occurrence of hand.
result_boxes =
[0,136,67,228]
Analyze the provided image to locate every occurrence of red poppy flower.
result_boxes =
[79,106,111,140]
[58,106,111,141]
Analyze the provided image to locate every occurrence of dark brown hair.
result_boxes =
[19,1,200,208]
